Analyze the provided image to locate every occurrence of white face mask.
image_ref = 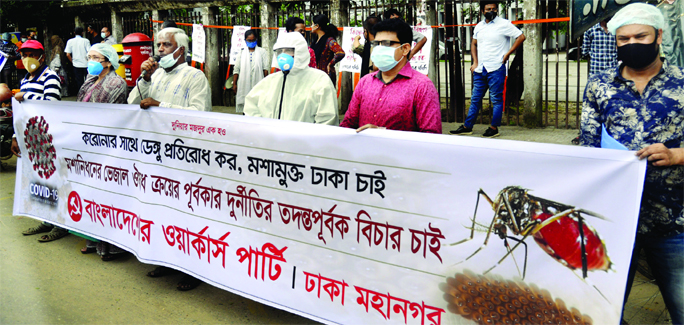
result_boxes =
[159,46,181,69]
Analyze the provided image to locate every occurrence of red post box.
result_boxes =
[121,33,153,87]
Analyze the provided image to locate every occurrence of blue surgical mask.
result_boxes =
[159,46,181,69]
[246,41,257,49]
[277,53,294,72]
[370,45,402,72]
[87,60,104,75]
[101,32,107,39]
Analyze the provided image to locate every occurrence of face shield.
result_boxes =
[274,48,295,57]
[274,48,296,72]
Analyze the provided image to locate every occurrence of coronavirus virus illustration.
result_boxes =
[24,116,56,179]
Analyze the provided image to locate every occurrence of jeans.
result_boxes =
[624,232,684,324]
[465,66,505,129]
[73,67,87,93]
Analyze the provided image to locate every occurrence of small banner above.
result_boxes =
[229,26,251,65]
[339,27,365,73]
[192,24,206,63]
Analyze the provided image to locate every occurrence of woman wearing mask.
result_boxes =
[48,35,69,98]
[232,30,268,114]
[311,14,345,86]
[76,43,128,261]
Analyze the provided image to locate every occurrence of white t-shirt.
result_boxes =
[65,35,91,68]
[472,16,522,73]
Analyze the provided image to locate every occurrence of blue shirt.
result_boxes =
[582,24,618,77]
[580,60,684,237]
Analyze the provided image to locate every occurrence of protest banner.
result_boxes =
[191,24,206,63]
[409,25,432,75]
[13,99,645,324]
[229,26,251,65]
[339,27,365,73]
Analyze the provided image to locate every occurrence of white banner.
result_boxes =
[409,25,433,75]
[339,27,365,73]
[191,24,206,63]
[13,99,645,325]
[229,26,251,65]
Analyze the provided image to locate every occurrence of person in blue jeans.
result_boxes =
[451,0,525,138]
[580,4,683,324]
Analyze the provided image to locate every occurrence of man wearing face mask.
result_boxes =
[272,17,316,70]
[451,0,525,138]
[340,18,441,134]
[101,27,116,46]
[232,30,268,113]
[65,26,92,93]
[244,32,338,125]
[128,27,211,112]
[11,40,68,242]
[579,4,684,324]
[87,25,103,45]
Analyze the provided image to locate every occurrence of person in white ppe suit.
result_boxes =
[244,32,338,125]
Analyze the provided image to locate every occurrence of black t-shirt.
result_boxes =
[90,35,103,45]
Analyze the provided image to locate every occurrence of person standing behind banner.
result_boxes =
[352,15,381,78]
[0,33,20,89]
[10,40,68,243]
[580,4,683,324]
[232,30,268,114]
[244,32,338,125]
[450,0,525,138]
[340,18,441,134]
[87,25,103,45]
[48,35,69,98]
[271,17,317,73]
[128,27,211,112]
[384,9,427,61]
[128,27,210,291]
[101,27,116,46]
[65,26,91,93]
[76,43,128,261]
[310,14,345,86]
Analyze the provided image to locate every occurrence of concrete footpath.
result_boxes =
[0,105,671,324]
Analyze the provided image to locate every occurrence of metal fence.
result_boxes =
[59,0,587,128]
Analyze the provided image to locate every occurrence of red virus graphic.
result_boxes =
[24,116,56,179]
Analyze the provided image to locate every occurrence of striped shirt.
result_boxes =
[20,65,62,101]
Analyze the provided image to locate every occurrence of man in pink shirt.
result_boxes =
[340,19,441,134]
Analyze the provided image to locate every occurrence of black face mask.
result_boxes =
[617,33,660,70]
[484,11,497,21]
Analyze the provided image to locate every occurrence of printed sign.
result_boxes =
[13,99,645,325]
[192,24,206,63]
[339,27,365,73]
[229,26,252,65]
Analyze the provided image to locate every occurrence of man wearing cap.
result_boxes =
[10,40,68,242]
[0,32,20,88]
[128,27,211,112]
[579,3,683,324]
[65,26,92,93]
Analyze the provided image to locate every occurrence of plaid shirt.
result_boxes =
[582,24,618,76]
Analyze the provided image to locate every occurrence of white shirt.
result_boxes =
[472,16,522,73]
[127,63,212,111]
[64,35,91,68]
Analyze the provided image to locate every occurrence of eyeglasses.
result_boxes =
[370,40,404,48]
[87,55,106,62]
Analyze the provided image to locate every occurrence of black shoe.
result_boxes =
[483,127,499,138]
[450,125,473,135]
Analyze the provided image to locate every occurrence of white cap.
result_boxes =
[607,3,665,35]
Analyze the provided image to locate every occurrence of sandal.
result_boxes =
[147,266,174,278]
[101,254,123,262]
[37,227,69,242]
[81,246,96,254]
[177,275,202,291]
[22,223,53,236]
